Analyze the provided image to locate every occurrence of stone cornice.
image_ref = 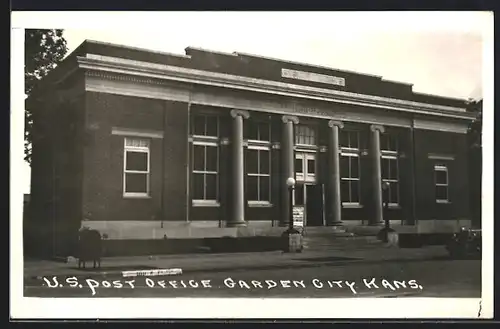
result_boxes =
[76,54,474,121]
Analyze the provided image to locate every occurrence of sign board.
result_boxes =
[281,68,346,87]
[293,205,305,228]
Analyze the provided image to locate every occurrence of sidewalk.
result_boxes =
[23,245,450,281]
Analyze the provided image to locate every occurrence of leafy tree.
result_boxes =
[24,29,68,165]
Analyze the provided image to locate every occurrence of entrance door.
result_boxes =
[293,183,324,227]
[306,184,324,226]
[294,151,324,227]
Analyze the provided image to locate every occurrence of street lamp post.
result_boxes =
[379,180,394,243]
[282,177,302,252]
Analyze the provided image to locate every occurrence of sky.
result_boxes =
[13,11,490,194]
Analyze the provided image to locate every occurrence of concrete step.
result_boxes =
[302,235,380,243]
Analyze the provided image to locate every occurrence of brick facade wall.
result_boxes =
[83,92,166,222]
[414,130,470,222]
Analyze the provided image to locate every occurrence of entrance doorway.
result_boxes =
[293,184,325,227]
[294,151,325,227]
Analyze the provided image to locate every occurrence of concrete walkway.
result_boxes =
[24,245,449,281]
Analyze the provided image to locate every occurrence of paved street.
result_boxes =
[24,257,481,298]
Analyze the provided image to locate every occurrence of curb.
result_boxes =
[23,254,447,284]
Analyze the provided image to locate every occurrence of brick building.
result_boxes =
[27,40,477,257]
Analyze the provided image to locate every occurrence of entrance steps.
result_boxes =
[301,227,385,251]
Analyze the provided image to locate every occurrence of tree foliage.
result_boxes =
[25,29,68,165]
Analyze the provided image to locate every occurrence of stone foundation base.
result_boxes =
[80,218,472,240]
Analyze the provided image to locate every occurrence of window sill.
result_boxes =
[248,201,273,208]
[123,194,151,199]
[386,204,401,209]
[342,203,363,209]
[192,201,220,207]
[436,200,452,204]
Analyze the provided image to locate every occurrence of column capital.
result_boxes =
[281,115,299,124]
[328,120,344,129]
[230,109,250,119]
[370,124,385,133]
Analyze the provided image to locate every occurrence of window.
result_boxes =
[192,143,219,202]
[295,125,316,146]
[123,137,150,197]
[380,133,399,206]
[295,152,316,183]
[435,164,449,203]
[247,122,272,204]
[340,130,360,150]
[340,131,360,205]
[192,114,219,204]
[192,114,218,137]
[380,133,398,152]
[245,121,271,142]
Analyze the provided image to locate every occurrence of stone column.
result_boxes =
[281,115,299,226]
[370,124,385,225]
[327,120,344,227]
[228,109,250,227]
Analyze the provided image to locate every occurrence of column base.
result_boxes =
[281,228,303,253]
[226,221,247,228]
[327,222,346,231]
[368,222,384,226]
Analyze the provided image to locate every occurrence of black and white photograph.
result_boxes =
[11,11,493,319]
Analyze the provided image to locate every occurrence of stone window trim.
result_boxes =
[123,137,151,199]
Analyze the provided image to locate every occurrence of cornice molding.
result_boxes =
[428,153,456,161]
[413,119,468,134]
[85,75,474,133]
[111,127,164,139]
[77,54,473,121]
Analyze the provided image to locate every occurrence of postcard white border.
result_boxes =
[10,11,493,319]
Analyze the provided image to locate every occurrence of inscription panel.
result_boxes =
[282,68,346,87]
